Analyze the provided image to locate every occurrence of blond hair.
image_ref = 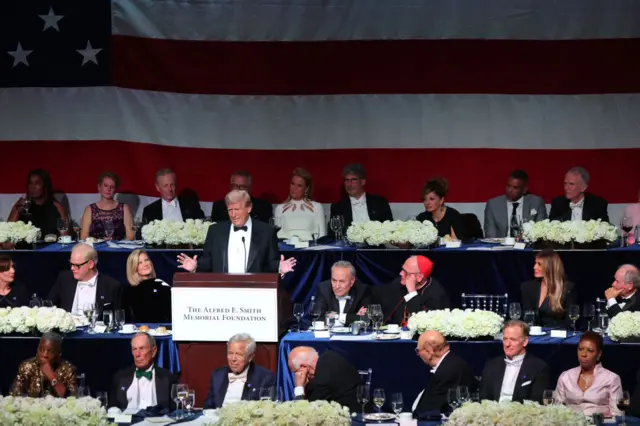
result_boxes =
[126,249,156,286]
[225,190,252,207]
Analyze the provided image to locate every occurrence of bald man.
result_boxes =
[48,243,122,314]
[373,256,450,325]
[288,347,360,412]
[413,331,474,414]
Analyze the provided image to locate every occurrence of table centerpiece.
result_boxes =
[346,220,438,249]
[407,309,503,341]
[0,395,108,425]
[522,219,617,250]
[213,400,351,426]
[0,306,75,335]
[445,400,587,426]
[141,218,213,248]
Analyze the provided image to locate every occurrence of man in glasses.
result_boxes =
[48,243,122,314]
[210,170,273,224]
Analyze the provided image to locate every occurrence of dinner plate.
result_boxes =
[363,413,397,421]
[383,329,402,334]
[331,327,351,334]
[148,329,173,336]
[481,238,504,244]
[118,330,138,335]
[375,334,400,340]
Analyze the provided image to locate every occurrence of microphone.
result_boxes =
[241,236,247,273]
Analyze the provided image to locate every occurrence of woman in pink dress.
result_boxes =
[554,332,622,417]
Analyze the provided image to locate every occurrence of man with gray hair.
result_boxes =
[328,163,393,238]
[605,264,640,318]
[142,168,204,223]
[203,333,275,408]
[315,260,372,326]
[48,243,122,314]
[549,166,608,222]
[211,170,273,224]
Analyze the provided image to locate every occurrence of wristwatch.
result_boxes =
[50,377,59,386]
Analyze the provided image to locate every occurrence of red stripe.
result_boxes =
[2,141,638,203]
[112,37,640,95]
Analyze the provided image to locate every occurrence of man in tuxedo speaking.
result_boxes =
[177,190,296,274]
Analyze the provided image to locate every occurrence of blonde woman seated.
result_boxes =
[554,332,622,417]
[81,171,134,241]
[124,250,171,323]
[274,167,326,242]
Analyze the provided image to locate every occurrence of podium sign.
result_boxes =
[171,273,280,342]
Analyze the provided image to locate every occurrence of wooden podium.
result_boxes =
[172,273,290,406]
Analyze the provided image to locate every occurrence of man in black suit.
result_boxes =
[288,347,360,412]
[413,331,475,414]
[480,320,549,403]
[47,243,122,314]
[141,168,204,223]
[203,333,276,408]
[210,170,273,224]
[177,190,296,274]
[605,264,640,318]
[549,167,609,222]
[373,255,450,326]
[329,164,393,237]
[315,261,372,326]
[109,333,178,411]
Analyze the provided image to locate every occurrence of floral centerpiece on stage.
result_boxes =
[445,401,587,426]
[522,219,616,248]
[141,218,213,246]
[607,311,640,341]
[0,395,108,425]
[0,221,41,244]
[214,400,351,426]
[346,220,438,248]
[0,307,75,335]
[407,309,503,339]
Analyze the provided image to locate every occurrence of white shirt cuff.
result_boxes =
[404,292,418,302]
[294,386,305,397]
[606,298,617,308]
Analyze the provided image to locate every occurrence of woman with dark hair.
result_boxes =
[8,169,68,236]
[520,249,576,327]
[0,255,29,308]
[554,332,622,417]
[80,171,134,240]
[416,177,463,239]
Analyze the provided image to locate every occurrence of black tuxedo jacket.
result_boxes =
[479,352,549,403]
[142,196,205,223]
[203,363,276,409]
[373,277,451,325]
[549,192,609,222]
[47,270,122,312]
[210,196,273,224]
[108,365,178,410]
[196,220,279,273]
[414,352,476,414]
[296,350,361,412]
[520,279,576,328]
[328,194,393,237]
[315,280,373,325]
[606,293,639,318]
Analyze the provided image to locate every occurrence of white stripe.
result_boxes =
[112,0,640,41]
[0,193,629,234]
[1,88,639,150]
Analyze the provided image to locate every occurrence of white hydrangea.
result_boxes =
[522,219,617,244]
[0,307,75,334]
[0,221,41,244]
[608,311,640,341]
[445,400,587,426]
[346,220,438,247]
[407,309,503,339]
[142,218,213,245]
[214,400,351,426]
[0,395,108,425]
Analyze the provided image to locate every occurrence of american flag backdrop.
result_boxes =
[1,0,639,223]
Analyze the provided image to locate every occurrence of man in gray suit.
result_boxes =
[484,170,547,238]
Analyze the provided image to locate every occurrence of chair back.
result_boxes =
[461,293,508,317]
[460,213,484,240]
[358,368,372,386]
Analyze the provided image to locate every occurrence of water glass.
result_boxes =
[325,311,337,329]
[391,392,403,415]
[103,311,113,331]
[542,389,554,406]
[96,391,108,407]
[373,388,386,413]
[57,218,68,236]
[356,384,370,419]
[259,386,276,401]
[447,387,461,411]
[103,221,115,240]
[523,310,536,326]
[76,386,91,398]
[508,302,522,320]
[292,303,304,332]
[115,309,126,330]
[185,389,195,413]
[598,313,609,335]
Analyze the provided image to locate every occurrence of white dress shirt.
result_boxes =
[430,350,450,374]
[499,353,526,402]
[228,218,252,273]
[223,368,248,406]
[350,194,370,223]
[161,198,183,222]
[570,197,585,221]
[126,364,157,410]
[335,296,350,325]
[607,291,636,309]
[71,273,98,315]
[507,197,524,235]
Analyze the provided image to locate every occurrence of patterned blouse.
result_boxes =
[89,203,126,240]
[10,357,77,397]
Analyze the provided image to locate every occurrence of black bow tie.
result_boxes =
[616,296,628,304]
[233,225,248,232]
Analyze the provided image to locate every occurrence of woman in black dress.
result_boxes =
[0,255,30,308]
[124,250,171,323]
[520,249,576,327]
[416,177,463,239]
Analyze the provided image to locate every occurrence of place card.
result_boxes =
[313,330,330,339]
[113,414,132,423]
[445,241,461,248]
[513,242,526,250]
[294,241,309,249]
[550,330,567,338]
[93,324,107,334]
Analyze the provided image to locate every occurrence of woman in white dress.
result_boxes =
[274,167,326,242]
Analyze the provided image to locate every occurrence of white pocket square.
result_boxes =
[521,380,532,387]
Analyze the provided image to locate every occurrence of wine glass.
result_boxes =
[356,384,370,419]
[523,310,536,326]
[41,300,53,308]
[312,224,320,246]
[103,221,115,240]
[583,303,595,332]
[308,300,321,324]
[131,217,142,238]
[184,389,195,414]
[391,392,403,417]
[259,386,275,401]
[457,386,469,405]
[617,390,630,424]
[96,391,108,407]
[330,217,341,242]
[542,390,554,406]
[115,309,126,331]
[83,303,95,322]
[569,305,580,335]
[72,219,82,241]
[76,385,91,398]
[22,197,32,216]
[103,311,113,332]
[367,304,383,332]
[508,302,522,320]
[447,387,461,412]
[373,388,385,413]
[171,384,189,419]
[57,218,68,236]
[292,303,304,332]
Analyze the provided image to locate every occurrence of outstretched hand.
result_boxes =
[177,253,198,272]
[279,255,296,277]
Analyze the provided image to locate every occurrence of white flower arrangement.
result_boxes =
[522,219,617,244]
[213,400,351,426]
[0,307,75,335]
[407,309,503,339]
[607,311,640,341]
[445,400,587,426]
[346,220,439,247]
[0,395,108,425]
[141,218,213,245]
[0,221,41,244]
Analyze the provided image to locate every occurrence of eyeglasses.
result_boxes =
[230,184,249,191]
[69,260,90,269]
